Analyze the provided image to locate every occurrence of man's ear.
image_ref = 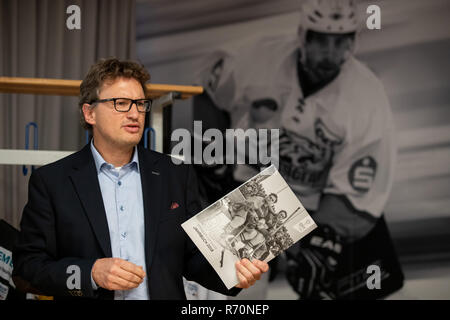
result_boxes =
[82,103,95,126]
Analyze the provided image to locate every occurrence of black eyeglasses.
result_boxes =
[90,98,152,113]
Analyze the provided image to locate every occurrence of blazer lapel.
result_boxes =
[138,146,163,271]
[69,145,112,258]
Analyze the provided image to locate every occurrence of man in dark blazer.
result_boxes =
[13,58,268,300]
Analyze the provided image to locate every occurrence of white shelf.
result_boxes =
[0,149,74,166]
[0,149,185,166]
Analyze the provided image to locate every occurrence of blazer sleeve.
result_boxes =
[182,165,241,297]
[13,169,97,298]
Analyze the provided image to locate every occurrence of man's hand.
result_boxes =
[234,258,269,289]
[92,258,146,291]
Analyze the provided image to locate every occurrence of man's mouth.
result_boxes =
[318,63,338,72]
[123,124,140,133]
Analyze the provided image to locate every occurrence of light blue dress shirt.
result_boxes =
[90,141,149,300]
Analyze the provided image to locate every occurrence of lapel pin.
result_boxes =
[151,171,160,175]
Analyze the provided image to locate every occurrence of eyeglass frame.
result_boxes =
[89,97,152,113]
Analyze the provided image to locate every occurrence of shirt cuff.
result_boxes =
[91,266,98,290]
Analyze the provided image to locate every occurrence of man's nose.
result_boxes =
[126,102,140,118]
[322,40,335,59]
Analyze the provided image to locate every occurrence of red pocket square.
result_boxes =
[170,202,179,210]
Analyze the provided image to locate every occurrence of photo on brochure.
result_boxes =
[182,165,317,289]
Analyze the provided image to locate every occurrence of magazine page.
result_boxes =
[182,165,317,289]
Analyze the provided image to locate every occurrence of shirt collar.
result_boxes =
[90,140,139,173]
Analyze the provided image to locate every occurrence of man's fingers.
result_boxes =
[93,258,146,291]
[118,260,146,279]
[235,270,250,289]
[253,259,269,273]
[109,274,140,290]
[236,260,256,285]
[241,259,261,280]
[115,268,144,285]
[234,259,270,289]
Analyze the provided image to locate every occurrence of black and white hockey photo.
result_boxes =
[182,165,316,289]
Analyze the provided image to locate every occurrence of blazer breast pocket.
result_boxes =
[159,202,183,223]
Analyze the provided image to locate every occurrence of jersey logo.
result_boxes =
[279,118,343,193]
[348,156,377,193]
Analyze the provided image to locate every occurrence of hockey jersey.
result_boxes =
[196,35,396,218]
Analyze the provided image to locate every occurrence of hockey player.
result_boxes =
[193,0,403,299]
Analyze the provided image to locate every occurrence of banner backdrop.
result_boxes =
[142,0,449,300]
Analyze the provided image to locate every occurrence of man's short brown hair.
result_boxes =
[79,58,151,132]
